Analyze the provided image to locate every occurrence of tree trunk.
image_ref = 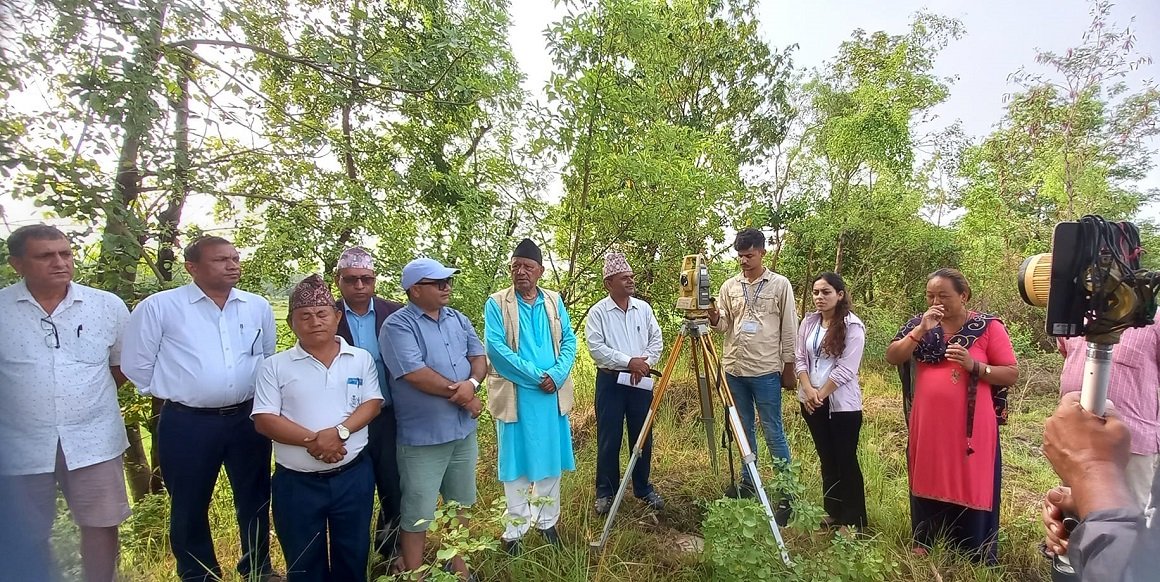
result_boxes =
[833,232,844,273]
[801,245,815,316]
[101,1,170,499]
[123,423,153,501]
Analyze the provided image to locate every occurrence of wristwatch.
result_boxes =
[335,424,350,441]
[984,365,992,377]
[468,377,480,389]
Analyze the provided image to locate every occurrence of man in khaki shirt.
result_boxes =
[708,228,798,521]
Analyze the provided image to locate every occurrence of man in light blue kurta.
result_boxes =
[484,238,577,553]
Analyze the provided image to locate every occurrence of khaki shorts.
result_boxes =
[397,432,478,532]
[11,444,131,531]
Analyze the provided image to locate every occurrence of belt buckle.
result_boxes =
[218,405,240,416]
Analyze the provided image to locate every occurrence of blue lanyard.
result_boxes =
[811,323,825,360]
[742,279,767,318]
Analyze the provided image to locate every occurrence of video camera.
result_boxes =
[1017,216,1160,581]
[1018,216,1159,344]
[675,254,713,317]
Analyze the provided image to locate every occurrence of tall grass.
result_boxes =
[53,331,1064,581]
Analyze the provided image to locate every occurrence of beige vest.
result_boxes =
[485,286,574,423]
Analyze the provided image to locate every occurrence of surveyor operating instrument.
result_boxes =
[590,254,792,566]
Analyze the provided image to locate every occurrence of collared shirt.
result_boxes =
[252,337,383,472]
[793,311,866,412]
[121,283,277,408]
[1059,320,1160,455]
[0,281,130,474]
[584,296,663,370]
[379,302,484,446]
[712,269,798,377]
[344,302,391,407]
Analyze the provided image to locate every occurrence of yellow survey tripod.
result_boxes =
[589,314,793,566]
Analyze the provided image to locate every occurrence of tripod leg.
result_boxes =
[700,335,793,566]
[690,337,718,474]
[591,334,685,551]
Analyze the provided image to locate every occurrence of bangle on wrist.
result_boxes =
[905,333,921,344]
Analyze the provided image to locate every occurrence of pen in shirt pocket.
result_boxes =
[76,325,83,337]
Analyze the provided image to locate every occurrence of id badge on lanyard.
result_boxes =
[741,280,766,334]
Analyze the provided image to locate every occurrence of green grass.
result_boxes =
[54,326,1065,581]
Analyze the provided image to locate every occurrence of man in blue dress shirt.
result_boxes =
[378,257,486,581]
[484,239,577,555]
[332,246,404,571]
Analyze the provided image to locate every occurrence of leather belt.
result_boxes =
[164,399,253,416]
[278,454,365,478]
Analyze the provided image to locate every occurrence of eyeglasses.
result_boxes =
[340,275,376,286]
[414,278,453,290]
[41,317,60,349]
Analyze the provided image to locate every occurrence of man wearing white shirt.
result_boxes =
[0,225,131,582]
[584,252,665,515]
[121,235,278,582]
[253,274,382,582]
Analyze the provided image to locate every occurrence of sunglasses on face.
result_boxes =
[414,278,453,290]
[340,275,376,286]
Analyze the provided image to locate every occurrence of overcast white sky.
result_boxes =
[4,0,1158,234]
[508,0,1160,204]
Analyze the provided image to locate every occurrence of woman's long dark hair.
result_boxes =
[815,272,851,357]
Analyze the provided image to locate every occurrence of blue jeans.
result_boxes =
[725,372,792,484]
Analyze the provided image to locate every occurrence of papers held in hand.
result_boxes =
[617,372,654,391]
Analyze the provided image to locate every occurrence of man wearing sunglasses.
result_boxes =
[332,246,405,573]
[122,235,279,582]
[484,238,577,555]
[378,257,486,581]
[0,224,132,582]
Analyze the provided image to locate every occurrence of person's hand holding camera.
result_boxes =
[1043,392,1134,520]
[1042,485,1076,557]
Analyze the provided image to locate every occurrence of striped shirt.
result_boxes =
[1059,319,1160,455]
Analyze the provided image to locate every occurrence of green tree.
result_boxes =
[956,0,1160,348]
[536,0,795,324]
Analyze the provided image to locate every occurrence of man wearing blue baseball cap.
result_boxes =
[378,257,486,581]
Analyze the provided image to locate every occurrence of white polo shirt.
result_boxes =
[252,337,382,472]
[0,281,130,474]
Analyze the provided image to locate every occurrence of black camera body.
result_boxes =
[1019,217,1156,343]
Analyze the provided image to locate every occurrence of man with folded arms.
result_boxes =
[121,235,278,582]
[253,274,383,582]
[379,257,486,581]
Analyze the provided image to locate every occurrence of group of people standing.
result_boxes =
[3,219,1055,582]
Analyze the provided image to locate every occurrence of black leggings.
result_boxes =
[800,401,867,528]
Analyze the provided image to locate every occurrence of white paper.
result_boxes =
[617,372,654,391]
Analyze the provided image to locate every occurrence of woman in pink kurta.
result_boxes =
[886,268,1019,566]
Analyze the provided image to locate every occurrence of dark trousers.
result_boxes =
[158,401,273,582]
[800,401,867,528]
[272,456,375,582]
[594,369,656,499]
[911,442,1002,566]
[364,405,401,560]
